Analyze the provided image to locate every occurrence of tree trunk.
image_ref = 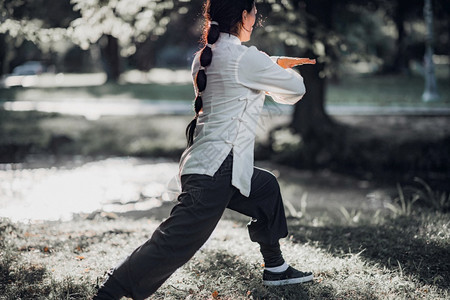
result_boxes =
[390,0,408,74]
[0,35,14,76]
[290,54,332,138]
[422,0,440,101]
[448,15,450,78]
[100,35,121,82]
[290,0,335,139]
[287,0,338,167]
[134,38,156,71]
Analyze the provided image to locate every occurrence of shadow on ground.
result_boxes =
[152,249,344,300]
[265,115,450,193]
[288,215,450,291]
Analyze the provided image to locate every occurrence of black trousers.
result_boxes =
[101,154,288,299]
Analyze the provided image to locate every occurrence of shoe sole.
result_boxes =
[263,274,314,286]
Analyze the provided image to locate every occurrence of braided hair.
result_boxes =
[185,0,255,147]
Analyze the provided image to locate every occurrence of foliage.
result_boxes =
[255,0,441,78]
[386,177,450,217]
[68,0,185,57]
[339,206,362,225]
[385,183,420,217]
[407,177,450,213]
[0,0,186,56]
[1,0,449,77]
[253,1,374,77]
[0,0,70,53]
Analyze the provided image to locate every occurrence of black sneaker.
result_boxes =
[263,266,313,286]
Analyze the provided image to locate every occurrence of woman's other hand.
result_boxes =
[277,57,316,69]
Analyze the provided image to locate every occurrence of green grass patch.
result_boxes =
[1,207,448,299]
[326,75,450,106]
[1,73,449,107]
[0,82,194,102]
[0,110,190,162]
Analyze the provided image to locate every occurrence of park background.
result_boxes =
[0,0,449,299]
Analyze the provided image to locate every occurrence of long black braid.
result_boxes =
[185,0,255,147]
[185,21,220,147]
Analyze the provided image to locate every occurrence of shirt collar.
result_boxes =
[218,32,241,45]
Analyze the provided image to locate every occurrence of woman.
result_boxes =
[94,0,314,299]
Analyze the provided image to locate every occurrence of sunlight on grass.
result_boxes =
[1,73,449,108]
[124,69,191,85]
[0,158,178,222]
[1,213,448,299]
[3,73,107,88]
[2,100,192,120]
[0,82,195,102]
[0,70,194,103]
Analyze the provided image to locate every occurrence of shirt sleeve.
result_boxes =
[236,46,305,104]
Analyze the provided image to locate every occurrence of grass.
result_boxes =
[326,75,450,106]
[1,73,449,106]
[1,73,449,164]
[0,110,191,162]
[1,71,449,298]
[0,82,195,102]
[0,206,448,299]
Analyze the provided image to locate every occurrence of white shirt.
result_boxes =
[179,33,305,197]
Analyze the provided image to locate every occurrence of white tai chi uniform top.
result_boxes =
[179,33,305,197]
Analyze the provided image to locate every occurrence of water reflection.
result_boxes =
[0,157,179,222]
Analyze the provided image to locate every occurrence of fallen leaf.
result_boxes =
[76,256,85,260]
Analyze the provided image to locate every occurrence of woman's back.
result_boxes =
[182,32,305,197]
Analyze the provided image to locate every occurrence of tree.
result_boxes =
[254,0,450,180]
[256,0,446,168]
[255,0,344,166]
[0,0,189,80]
[0,0,74,76]
[130,0,204,71]
[67,0,187,81]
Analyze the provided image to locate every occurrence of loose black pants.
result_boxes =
[101,154,288,299]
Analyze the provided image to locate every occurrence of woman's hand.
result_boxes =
[277,57,316,69]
